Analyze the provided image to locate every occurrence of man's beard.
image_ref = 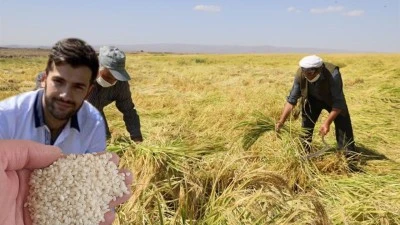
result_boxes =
[44,94,80,121]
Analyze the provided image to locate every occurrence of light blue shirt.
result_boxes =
[0,89,106,154]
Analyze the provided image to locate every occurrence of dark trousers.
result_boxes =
[301,97,356,151]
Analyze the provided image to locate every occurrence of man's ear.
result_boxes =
[41,72,47,88]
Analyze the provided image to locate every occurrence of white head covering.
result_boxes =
[299,55,323,68]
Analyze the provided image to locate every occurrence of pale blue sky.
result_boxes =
[0,0,399,52]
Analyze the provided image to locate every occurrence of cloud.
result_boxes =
[287,6,301,13]
[310,6,344,14]
[309,5,364,17]
[193,5,221,12]
[343,10,364,17]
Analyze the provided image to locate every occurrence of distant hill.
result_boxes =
[1,43,356,54]
[112,44,354,54]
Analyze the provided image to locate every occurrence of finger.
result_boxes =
[275,124,280,133]
[19,170,34,225]
[99,210,115,225]
[121,169,133,187]
[109,152,120,165]
[109,190,132,209]
[319,126,324,134]
[0,140,62,170]
[109,169,133,208]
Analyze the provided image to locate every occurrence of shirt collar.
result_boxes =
[307,72,326,83]
[33,89,80,132]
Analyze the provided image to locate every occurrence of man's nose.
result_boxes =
[59,86,73,100]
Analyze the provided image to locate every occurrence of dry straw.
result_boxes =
[2,51,400,224]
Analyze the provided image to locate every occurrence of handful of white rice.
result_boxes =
[25,153,129,225]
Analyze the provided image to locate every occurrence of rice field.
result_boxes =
[1,49,399,224]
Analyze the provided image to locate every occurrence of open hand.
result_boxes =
[0,140,132,225]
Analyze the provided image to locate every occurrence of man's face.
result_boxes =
[43,63,92,122]
[99,68,117,84]
[302,67,320,80]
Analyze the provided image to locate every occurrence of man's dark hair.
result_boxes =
[45,38,99,83]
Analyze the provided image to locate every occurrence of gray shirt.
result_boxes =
[286,68,347,111]
[87,81,142,139]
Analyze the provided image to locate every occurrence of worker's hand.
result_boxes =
[319,123,330,136]
[131,135,143,143]
[0,140,62,225]
[275,121,284,133]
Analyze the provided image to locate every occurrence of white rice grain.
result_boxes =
[26,153,129,225]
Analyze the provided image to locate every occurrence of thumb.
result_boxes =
[319,128,325,136]
[0,140,62,171]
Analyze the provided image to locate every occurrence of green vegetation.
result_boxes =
[1,50,399,224]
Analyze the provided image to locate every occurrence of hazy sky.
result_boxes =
[0,0,399,52]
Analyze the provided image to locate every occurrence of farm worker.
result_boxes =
[0,38,106,154]
[36,46,143,143]
[275,55,356,152]
[0,139,132,225]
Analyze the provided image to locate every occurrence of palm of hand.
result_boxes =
[0,169,120,225]
[0,140,130,225]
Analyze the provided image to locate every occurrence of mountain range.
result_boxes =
[1,43,358,54]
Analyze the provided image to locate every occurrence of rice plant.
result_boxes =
[1,50,399,225]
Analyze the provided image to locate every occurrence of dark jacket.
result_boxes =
[87,81,142,139]
[287,63,348,115]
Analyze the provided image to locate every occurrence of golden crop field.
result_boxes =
[1,49,399,224]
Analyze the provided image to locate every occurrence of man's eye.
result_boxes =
[76,86,86,90]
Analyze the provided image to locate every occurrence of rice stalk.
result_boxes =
[236,111,286,150]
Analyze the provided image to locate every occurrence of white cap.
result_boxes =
[299,55,323,68]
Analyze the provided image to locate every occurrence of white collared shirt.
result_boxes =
[0,89,106,154]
